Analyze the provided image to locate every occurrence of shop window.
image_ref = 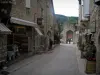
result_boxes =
[15,26,26,34]
[37,18,43,25]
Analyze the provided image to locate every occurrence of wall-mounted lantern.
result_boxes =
[37,18,43,25]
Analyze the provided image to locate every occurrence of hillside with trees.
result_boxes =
[56,14,78,33]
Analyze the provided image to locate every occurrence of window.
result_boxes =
[26,8,30,15]
[25,0,31,8]
[15,26,26,34]
[37,18,43,25]
[25,0,30,15]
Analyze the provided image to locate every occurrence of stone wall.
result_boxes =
[11,0,37,22]
[10,0,56,52]
[95,7,100,74]
[89,0,100,74]
[61,22,78,44]
[36,0,55,51]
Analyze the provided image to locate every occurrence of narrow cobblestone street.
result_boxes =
[7,44,87,75]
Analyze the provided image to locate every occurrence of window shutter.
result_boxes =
[25,0,31,8]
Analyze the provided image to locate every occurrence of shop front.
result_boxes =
[7,17,43,59]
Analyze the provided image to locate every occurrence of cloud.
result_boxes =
[53,0,79,16]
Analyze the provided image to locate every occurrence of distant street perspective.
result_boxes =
[6,44,86,75]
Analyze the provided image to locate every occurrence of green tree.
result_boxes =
[56,14,68,33]
[56,14,78,33]
[68,17,78,24]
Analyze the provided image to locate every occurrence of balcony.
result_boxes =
[37,18,43,25]
[95,0,100,5]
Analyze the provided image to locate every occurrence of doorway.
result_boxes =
[66,30,73,44]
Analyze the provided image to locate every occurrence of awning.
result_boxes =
[10,17,37,27]
[0,23,11,34]
[35,28,43,35]
[10,17,43,35]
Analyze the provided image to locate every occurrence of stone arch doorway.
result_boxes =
[66,30,73,44]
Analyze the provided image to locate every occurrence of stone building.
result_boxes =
[78,0,90,47]
[78,0,100,74]
[0,0,58,65]
[61,21,78,44]
[7,0,43,55]
[36,0,56,51]
[7,0,57,55]
[89,0,100,74]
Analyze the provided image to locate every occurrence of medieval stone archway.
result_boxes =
[66,30,73,44]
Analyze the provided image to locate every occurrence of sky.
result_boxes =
[53,0,79,17]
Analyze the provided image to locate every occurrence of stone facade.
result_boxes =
[78,0,100,74]
[90,6,100,75]
[11,0,37,22]
[61,22,78,44]
[36,0,56,51]
[9,0,38,53]
[9,0,57,53]
[89,0,100,74]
